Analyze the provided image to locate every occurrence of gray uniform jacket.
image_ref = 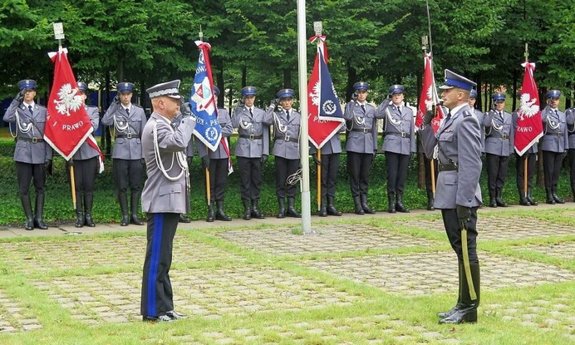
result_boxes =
[565,108,575,149]
[472,109,485,152]
[421,104,483,209]
[141,113,195,214]
[377,101,416,155]
[512,111,538,154]
[73,106,100,160]
[272,109,301,160]
[540,106,568,153]
[101,103,147,160]
[197,108,233,159]
[3,100,52,164]
[343,101,382,154]
[232,105,273,158]
[483,110,514,157]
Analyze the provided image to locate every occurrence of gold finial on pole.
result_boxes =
[524,43,529,62]
[53,22,64,50]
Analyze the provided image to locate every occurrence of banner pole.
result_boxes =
[70,164,76,209]
[316,151,321,211]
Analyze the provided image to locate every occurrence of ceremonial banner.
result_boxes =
[415,53,444,133]
[44,48,104,171]
[308,35,344,149]
[514,62,543,156]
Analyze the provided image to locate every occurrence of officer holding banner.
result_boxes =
[513,110,538,206]
[541,90,567,204]
[102,82,147,226]
[3,79,52,230]
[421,70,482,324]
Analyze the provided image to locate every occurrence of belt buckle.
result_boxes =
[401,132,406,138]
[363,128,369,133]
[285,135,290,142]
[31,137,38,143]
[249,134,255,140]
[127,133,133,139]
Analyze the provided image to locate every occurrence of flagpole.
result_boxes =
[523,43,529,200]
[314,22,323,213]
[297,0,313,234]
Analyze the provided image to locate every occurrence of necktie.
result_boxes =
[28,105,33,114]
[125,108,130,116]
[249,108,253,117]
[445,112,451,122]
[360,104,366,113]
[286,110,290,121]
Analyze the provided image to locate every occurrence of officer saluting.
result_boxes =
[344,81,383,215]
[483,93,513,207]
[140,80,192,322]
[102,82,147,226]
[3,79,52,230]
[541,90,567,204]
[421,70,482,324]
[271,88,301,218]
[377,84,416,213]
[231,86,273,220]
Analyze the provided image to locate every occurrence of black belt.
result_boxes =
[239,134,263,140]
[548,132,563,136]
[386,132,409,138]
[438,163,458,172]
[351,128,372,133]
[274,136,298,143]
[18,137,44,143]
[116,133,139,139]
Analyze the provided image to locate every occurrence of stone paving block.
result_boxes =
[217,224,435,255]
[302,252,575,295]
[517,242,575,260]
[405,216,575,241]
[0,235,243,274]
[0,290,42,333]
[32,266,362,325]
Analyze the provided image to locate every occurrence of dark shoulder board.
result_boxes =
[133,104,144,110]
[462,110,473,118]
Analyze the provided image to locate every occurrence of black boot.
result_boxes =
[215,200,231,221]
[277,197,286,218]
[488,189,497,207]
[206,202,215,222]
[20,195,34,231]
[287,197,301,218]
[119,192,129,226]
[519,189,530,206]
[251,199,264,219]
[395,192,410,213]
[318,196,328,217]
[34,193,48,229]
[426,190,435,211]
[440,263,480,324]
[353,196,365,215]
[387,192,396,214]
[130,192,144,225]
[179,214,191,223]
[326,196,342,216]
[438,263,463,319]
[75,197,84,228]
[495,188,507,207]
[552,188,564,204]
[84,192,95,227]
[546,189,555,204]
[360,194,375,214]
[242,199,251,220]
[526,189,538,206]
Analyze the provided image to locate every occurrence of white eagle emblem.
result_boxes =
[310,81,320,106]
[54,83,83,116]
[517,93,539,121]
[424,86,434,111]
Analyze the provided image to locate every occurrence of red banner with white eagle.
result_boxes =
[514,61,543,156]
[44,48,104,171]
[416,53,444,133]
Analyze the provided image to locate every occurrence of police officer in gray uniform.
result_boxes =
[483,93,513,207]
[312,126,344,217]
[102,82,147,226]
[469,89,485,153]
[231,86,273,220]
[566,106,575,201]
[197,86,233,222]
[344,81,383,215]
[72,82,101,227]
[271,88,301,218]
[513,111,538,206]
[3,79,52,230]
[421,70,482,324]
[541,90,568,204]
[377,84,416,213]
[141,80,192,322]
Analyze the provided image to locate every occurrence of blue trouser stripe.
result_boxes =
[147,213,164,316]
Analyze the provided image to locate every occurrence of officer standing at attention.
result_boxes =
[312,125,344,217]
[377,84,416,213]
[483,93,513,207]
[271,88,301,218]
[102,82,147,226]
[3,79,52,230]
[140,80,192,322]
[513,110,539,206]
[232,86,273,220]
[197,86,233,222]
[566,106,575,201]
[468,89,485,153]
[344,81,382,215]
[421,70,482,324]
[72,82,101,227]
[541,90,568,204]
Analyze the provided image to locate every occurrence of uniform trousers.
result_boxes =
[275,156,299,198]
[347,152,373,197]
[208,158,229,202]
[237,157,262,201]
[141,212,179,318]
[515,153,536,195]
[385,151,410,194]
[16,162,46,197]
[73,157,98,200]
[321,153,340,198]
[113,158,144,194]
[542,150,564,192]
[486,153,509,191]
[441,207,479,264]
[423,155,439,193]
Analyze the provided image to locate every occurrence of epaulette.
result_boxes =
[462,110,473,118]
[133,104,143,109]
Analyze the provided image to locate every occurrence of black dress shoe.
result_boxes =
[130,215,144,225]
[437,304,463,319]
[179,214,191,223]
[143,314,173,322]
[166,310,187,320]
[439,306,477,324]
